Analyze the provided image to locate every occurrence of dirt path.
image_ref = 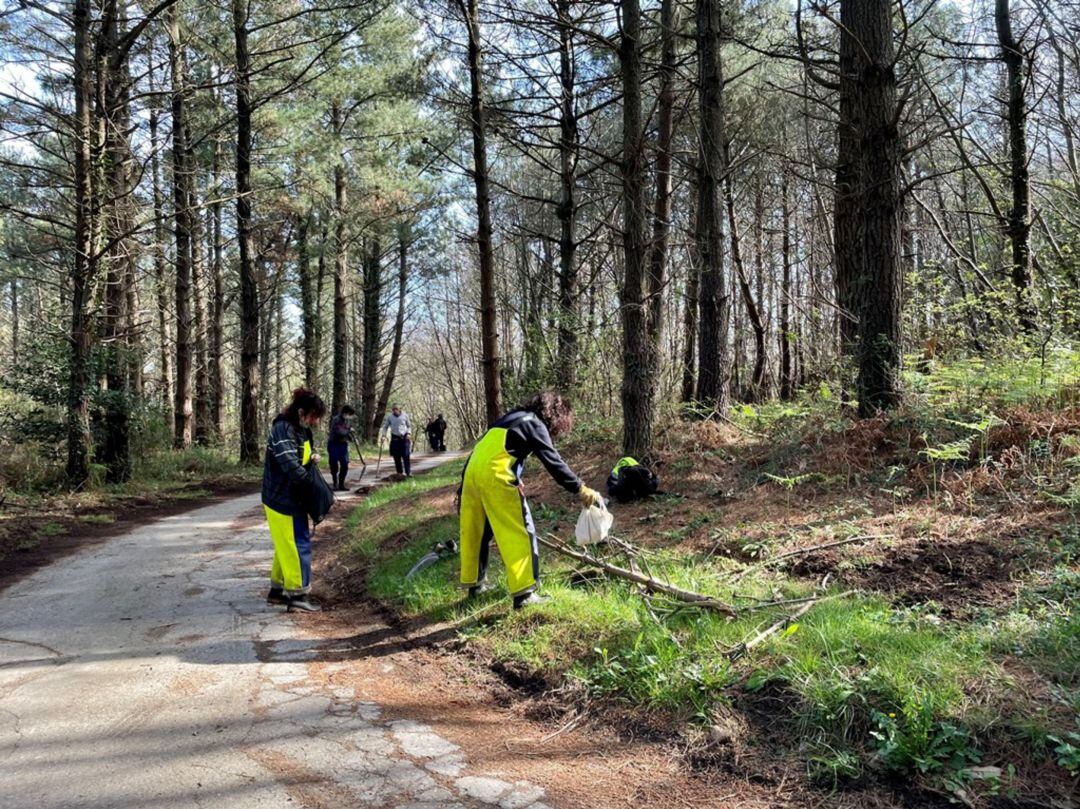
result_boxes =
[0,453,795,808]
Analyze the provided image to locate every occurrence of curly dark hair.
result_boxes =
[520,391,574,438]
[282,387,327,425]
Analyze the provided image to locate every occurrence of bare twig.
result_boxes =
[539,533,738,616]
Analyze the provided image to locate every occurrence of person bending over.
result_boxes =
[458,391,601,609]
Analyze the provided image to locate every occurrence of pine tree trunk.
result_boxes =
[148,67,174,423]
[618,0,655,458]
[99,0,134,483]
[835,1,859,358]
[168,8,193,449]
[314,220,328,390]
[647,0,676,382]
[849,0,903,416]
[298,213,318,389]
[553,0,579,392]
[995,0,1033,331]
[724,169,768,402]
[694,0,731,413]
[8,280,16,366]
[66,0,96,486]
[780,172,794,401]
[192,180,211,445]
[375,227,409,434]
[361,236,382,440]
[233,0,261,462]
[331,103,349,414]
[459,0,501,423]
[210,137,225,440]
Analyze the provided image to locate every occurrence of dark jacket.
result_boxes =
[481,409,581,494]
[262,415,316,516]
[328,413,352,445]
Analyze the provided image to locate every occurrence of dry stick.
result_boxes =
[726,590,855,661]
[539,533,738,616]
[732,534,891,581]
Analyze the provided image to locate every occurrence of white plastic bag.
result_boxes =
[574,501,613,545]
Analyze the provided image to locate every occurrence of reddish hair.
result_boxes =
[282,387,327,425]
[520,391,574,438]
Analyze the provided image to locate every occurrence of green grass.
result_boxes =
[77,513,115,524]
[343,363,1080,798]
[352,493,1017,748]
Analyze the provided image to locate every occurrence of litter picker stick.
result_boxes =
[351,436,368,481]
[375,438,384,477]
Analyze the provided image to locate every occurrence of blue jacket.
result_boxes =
[262,415,316,516]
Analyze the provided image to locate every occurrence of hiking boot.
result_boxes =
[266,587,288,606]
[512,592,549,610]
[286,595,322,613]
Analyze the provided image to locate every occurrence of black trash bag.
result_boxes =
[302,466,336,525]
[606,456,659,503]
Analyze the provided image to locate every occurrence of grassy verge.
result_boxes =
[347,354,1080,804]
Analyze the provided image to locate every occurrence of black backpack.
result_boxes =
[606,457,659,503]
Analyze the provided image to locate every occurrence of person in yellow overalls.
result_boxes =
[459,391,602,609]
[262,387,327,613]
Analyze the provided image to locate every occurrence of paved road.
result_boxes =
[0,452,551,809]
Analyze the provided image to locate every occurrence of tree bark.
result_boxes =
[458,0,501,424]
[375,226,409,434]
[99,0,135,483]
[297,213,318,389]
[8,280,16,367]
[553,0,579,392]
[168,7,193,449]
[618,0,655,457]
[848,0,903,416]
[835,0,859,357]
[331,103,349,414]
[66,0,96,485]
[192,178,211,445]
[694,0,731,413]
[647,0,676,380]
[148,63,174,423]
[360,235,382,439]
[780,172,794,400]
[995,0,1034,331]
[233,0,261,463]
[723,165,768,402]
[210,134,225,440]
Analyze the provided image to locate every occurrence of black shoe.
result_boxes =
[286,596,322,613]
[267,587,288,605]
[512,592,550,610]
[466,582,491,600]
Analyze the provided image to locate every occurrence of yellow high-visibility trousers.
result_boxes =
[459,427,539,596]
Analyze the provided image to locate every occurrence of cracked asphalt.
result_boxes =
[0,454,551,809]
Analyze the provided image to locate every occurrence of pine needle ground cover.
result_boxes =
[348,355,1080,806]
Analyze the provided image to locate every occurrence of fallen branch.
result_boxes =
[724,589,855,661]
[539,533,737,616]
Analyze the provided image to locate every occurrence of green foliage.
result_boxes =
[869,701,981,781]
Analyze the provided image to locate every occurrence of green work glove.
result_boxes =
[578,485,603,508]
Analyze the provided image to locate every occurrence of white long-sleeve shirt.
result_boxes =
[381,412,411,439]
